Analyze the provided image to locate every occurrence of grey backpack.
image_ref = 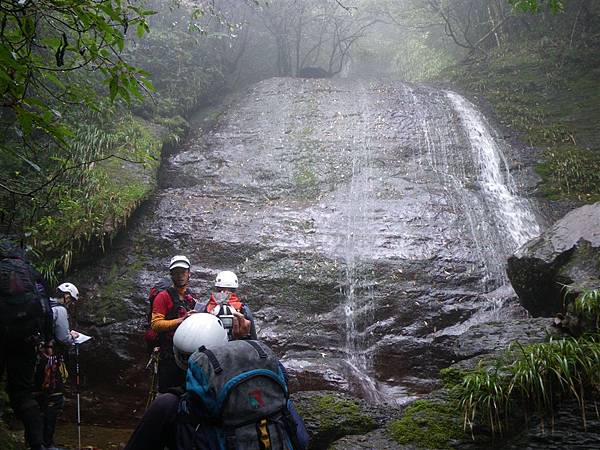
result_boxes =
[181,339,301,450]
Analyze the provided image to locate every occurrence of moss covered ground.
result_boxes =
[307,394,375,432]
[449,39,600,203]
[387,399,466,449]
[294,392,378,449]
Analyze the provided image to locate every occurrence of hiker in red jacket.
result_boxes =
[150,255,196,393]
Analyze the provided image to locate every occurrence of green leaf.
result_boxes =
[118,83,131,104]
[44,72,66,90]
[136,22,146,38]
[22,16,35,39]
[99,3,123,22]
[115,35,125,52]
[23,97,47,109]
[109,76,118,101]
[16,108,34,136]
[139,76,156,93]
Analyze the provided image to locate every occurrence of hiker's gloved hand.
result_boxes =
[232,311,251,339]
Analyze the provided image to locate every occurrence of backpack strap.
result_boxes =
[246,340,268,359]
[165,287,186,320]
[198,346,223,374]
[166,287,181,306]
[282,403,303,450]
[256,418,272,450]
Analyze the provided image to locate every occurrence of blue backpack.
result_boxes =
[176,340,305,450]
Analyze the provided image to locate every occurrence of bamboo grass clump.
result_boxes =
[458,289,600,436]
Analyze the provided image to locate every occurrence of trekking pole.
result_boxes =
[75,343,81,450]
[145,349,159,410]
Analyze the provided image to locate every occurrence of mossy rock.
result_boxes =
[242,252,343,313]
[387,399,466,450]
[439,367,466,389]
[292,391,383,450]
[82,256,147,324]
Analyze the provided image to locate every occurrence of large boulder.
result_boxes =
[453,317,565,366]
[507,202,600,317]
[291,390,399,450]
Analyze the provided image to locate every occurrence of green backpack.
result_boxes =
[181,340,302,450]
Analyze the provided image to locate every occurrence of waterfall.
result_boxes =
[337,83,384,402]
[408,87,540,286]
[336,85,541,399]
[446,92,541,250]
[88,78,551,412]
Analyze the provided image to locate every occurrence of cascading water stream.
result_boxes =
[385,86,542,340]
[445,92,541,250]
[444,91,541,327]
[337,85,541,401]
[338,83,384,402]
[408,87,540,287]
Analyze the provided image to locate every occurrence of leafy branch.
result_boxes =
[0,0,156,148]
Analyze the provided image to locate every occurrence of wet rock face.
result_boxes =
[450,317,567,374]
[507,202,600,317]
[499,396,600,450]
[73,78,541,404]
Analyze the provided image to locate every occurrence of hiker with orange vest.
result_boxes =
[199,271,257,340]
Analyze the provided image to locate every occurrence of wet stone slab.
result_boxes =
[73,77,543,406]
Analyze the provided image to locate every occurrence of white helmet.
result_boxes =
[169,255,191,271]
[173,313,228,370]
[57,282,79,301]
[214,271,238,289]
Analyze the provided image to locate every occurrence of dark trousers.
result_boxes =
[34,392,64,447]
[125,393,220,450]
[0,340,44,449]
[124,393,179,450]
[158,350,185,394]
